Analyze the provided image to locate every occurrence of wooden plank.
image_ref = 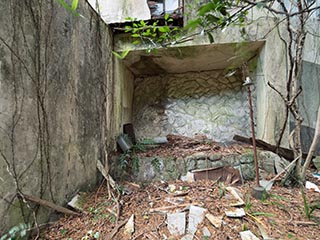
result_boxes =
[233,135,311,161]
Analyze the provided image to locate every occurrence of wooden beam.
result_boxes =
[233,135,311,161]
[23,194,81,216]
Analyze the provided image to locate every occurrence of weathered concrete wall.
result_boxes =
[297,61,320,154]
[133,71,255,142]
[87,0,151,24]
[115,58,135,127]
[0,0,117,233]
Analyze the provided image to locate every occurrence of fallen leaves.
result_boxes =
[42,179,320,240]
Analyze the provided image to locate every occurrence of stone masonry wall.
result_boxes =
[0,0,116,232]
[133,71,255,142]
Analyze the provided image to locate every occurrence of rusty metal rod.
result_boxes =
[246,85,260,187]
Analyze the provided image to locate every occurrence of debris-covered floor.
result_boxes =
[43,178,320,240]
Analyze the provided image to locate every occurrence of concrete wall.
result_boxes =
[133,71,254,142]
[0,0,119,232]
[115,58,135,127]
[87,0,150,24]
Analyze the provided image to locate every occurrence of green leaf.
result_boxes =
[198,3,215,17]
[112,50,130,60]
[71,0,79,11]
[164,13,170,20]
[184,18,202,30]
[131,34,140,38]
[206,14,220,24]
[207,32,214,43]
[132,40,140,45]
[158,26,170,33]
[57,0,80,16]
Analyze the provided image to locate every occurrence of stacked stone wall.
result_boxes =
[133,71,256,142]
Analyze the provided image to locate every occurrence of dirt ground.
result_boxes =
[41,135,320,240]
[42,177,320,240]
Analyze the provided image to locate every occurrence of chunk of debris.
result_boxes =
[124,214,134,236]
[306,181,320,193]
[188,205,206,235]
[239,230,260,240]
[167,212,186,236]
[202,226,211,237]
[205,213,223,228]
[225,208,246,218]
[259,179,274,192]
[226,187,245,207]
[181,172,195,183]
[67,194,84,212]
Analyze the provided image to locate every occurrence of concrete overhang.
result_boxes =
[121,41,265,76]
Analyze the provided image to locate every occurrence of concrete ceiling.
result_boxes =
[122,41,265,76]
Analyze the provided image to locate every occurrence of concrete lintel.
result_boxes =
[119,41,265,76]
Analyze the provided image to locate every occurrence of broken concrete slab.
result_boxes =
[225,208,246,218]
[124,214,134,236]
[205,213,223,228]
[188,205,206,235]
[226,187,245,207]
[167,212,186,236]
[239,230,260,240]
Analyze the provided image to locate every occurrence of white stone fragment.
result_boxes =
[202,226,211,237]
[205,213,223,228]
[124,214,134,236]
[181,172,195,182]
[239,230,260,240]
[67,194,83,212]
[259,180,274,192]
[167,212,186,236]
[306,181,320,193]
[188,205,206,235]
[225,208,246,218]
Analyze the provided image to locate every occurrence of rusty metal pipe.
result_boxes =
[244,77,260,187]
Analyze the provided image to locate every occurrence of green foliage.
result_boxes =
[0,223,31,240]
[300,189,320,220]
[119,141,144,173]
[218,182,226,198]
[250,212,274,217]
[132,154,140,173]
[123,16,181,51]
[57,0,80,16]
[123,0,255,52]
[112,50,130,60]
[151,157,161,172]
